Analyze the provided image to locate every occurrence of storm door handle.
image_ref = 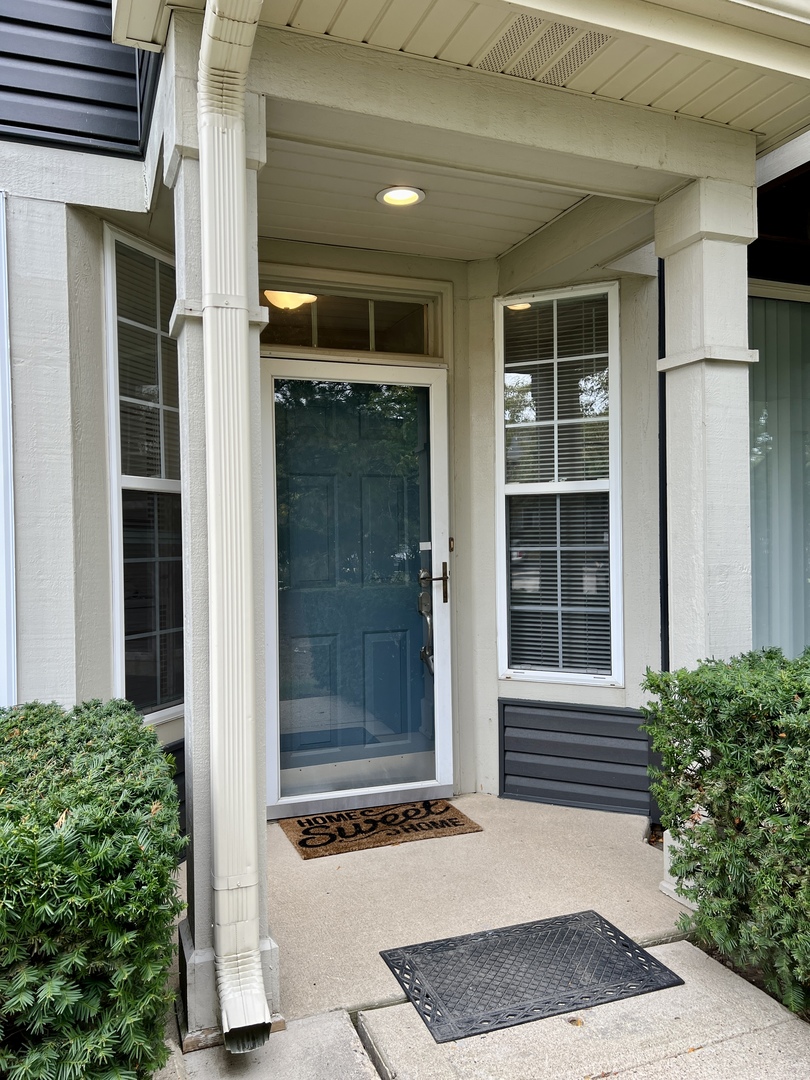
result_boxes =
[417,588,434,675]
[418,562,449,603]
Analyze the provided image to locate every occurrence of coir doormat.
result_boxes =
[381,910,684,1043]
[277,798,482,859]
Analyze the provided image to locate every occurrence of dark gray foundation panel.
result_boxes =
[164,738,186,842]
[499,700,652,816]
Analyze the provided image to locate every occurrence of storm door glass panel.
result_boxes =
[750,296,810,656]
[275,379,435,797]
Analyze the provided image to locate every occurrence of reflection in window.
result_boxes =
[274,380,425,591]
[504,299,609,486]
[122,491,183,713]
[261,289,427,354]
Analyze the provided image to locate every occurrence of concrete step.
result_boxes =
[160,1010,380,1080]
[357,941,810,1080]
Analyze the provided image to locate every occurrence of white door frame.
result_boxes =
[262,358,453,818]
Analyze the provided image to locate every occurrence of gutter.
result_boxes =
[197,0,270,1054]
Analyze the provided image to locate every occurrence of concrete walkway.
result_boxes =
[158,795,810,1078]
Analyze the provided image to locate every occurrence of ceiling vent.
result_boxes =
[540,31,611,86]
[475,14,545,73]
[509,22,577,79]
[475,15,610,85]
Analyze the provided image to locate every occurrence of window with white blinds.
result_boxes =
[498,286,622,683]
[109,235,183,718]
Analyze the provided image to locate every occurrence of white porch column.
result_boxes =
[655,179,757,669]
[165,11,277,1045]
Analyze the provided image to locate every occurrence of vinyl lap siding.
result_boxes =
[0,0,160,156]
[500,699,653,816]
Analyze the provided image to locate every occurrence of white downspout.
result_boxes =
[197,0,270,1053]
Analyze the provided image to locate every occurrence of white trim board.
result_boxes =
[0,193,16,707]
[757,129,810,187]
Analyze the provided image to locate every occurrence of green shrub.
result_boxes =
[643,649,810,1012]
[0,700,186,1079]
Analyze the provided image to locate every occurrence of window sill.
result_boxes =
[142,703,184,726]
[499,670,624,689]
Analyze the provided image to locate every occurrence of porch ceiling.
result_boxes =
[260,134,586,261]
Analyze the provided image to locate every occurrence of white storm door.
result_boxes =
[263,360,452,816]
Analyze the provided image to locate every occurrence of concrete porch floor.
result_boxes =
[159,794,810,1078]
[265,794,683,1020]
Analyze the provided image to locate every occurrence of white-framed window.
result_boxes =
[496,283,623,686]
[105,227,183,722]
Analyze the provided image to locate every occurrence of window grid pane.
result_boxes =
[507,493,611,674]
[122,490,183,713]
[115,243,178,483]
[504,295,609,485]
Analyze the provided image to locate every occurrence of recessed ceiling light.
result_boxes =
[376,186,426,207]
[263,290,317,311]
[506,303,531,311]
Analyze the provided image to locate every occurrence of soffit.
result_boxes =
[114,2,810,152]
[258,0,810,153]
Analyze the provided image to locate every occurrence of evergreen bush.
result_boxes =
[0,700,185,1079]
[643,649,810,1012]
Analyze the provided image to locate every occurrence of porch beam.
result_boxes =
[498,197,654,294]
[253,28,756,190]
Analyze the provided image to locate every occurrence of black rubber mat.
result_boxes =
[380,909,684,1043]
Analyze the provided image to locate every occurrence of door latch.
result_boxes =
[418,561,449,603]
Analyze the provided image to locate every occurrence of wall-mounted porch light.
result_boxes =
[376,186,426,207]
[263,290,317,310]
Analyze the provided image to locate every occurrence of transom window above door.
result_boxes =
[260,286,428,355]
